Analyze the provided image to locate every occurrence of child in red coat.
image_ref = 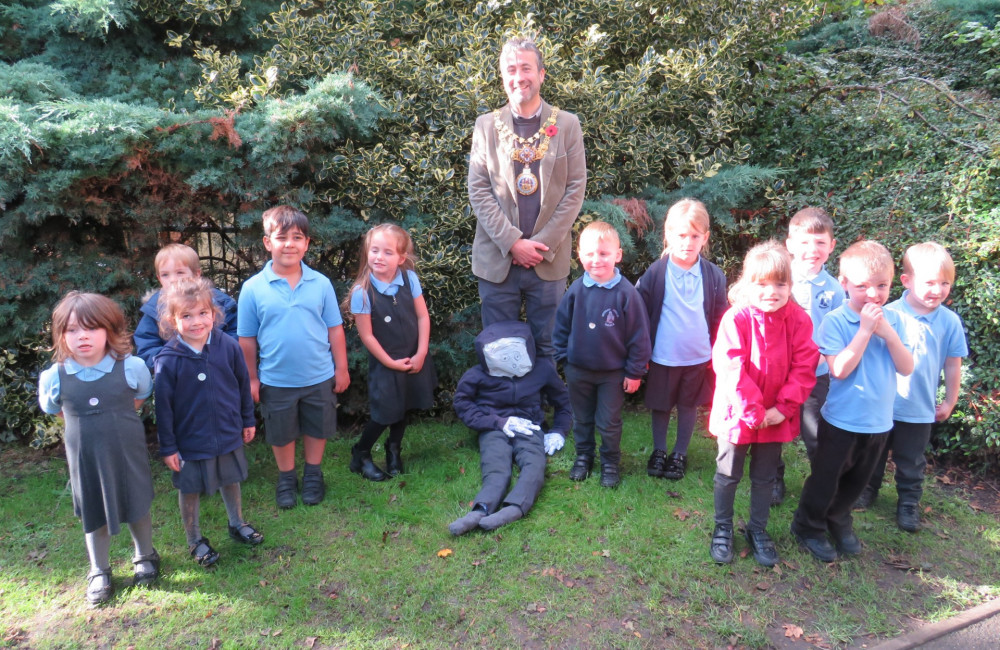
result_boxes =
[708,242,819,567]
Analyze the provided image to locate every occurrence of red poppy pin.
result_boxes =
[545,125,558,137]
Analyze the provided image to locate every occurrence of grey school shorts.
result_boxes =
[259,378,337,447]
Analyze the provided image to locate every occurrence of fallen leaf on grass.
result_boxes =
[260,629,270,637]
[672,507,690,521]
[804,633,830,648]
[26,550,46,562]
[755,582,770,591]
[388,494,398,504]
[459,466,465,474]
[305,637,318,648]
[591,549,610,557]
[437,548,453,558]
[924,505,933,513]
[936,474,954,485]
[783,624,803,639]
[259,580,267,587]
[666,491,681,498]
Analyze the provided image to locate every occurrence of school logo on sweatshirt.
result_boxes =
[602,308,620,327]
[818,290,836,309]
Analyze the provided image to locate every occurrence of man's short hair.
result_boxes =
[903,241,955,282]
[262,205,310,238]
[788,207,836,239]
[500,36,544,71]
[839,240,894,278]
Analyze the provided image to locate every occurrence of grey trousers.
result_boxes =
[714,439,782,532]
[565,364,626,467]
[473,429,547,515]
[866,420,933,504]
[793,417,890,538]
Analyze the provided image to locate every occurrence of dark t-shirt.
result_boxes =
[512,113,542,237]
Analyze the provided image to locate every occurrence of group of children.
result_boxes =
[39,200,966,605]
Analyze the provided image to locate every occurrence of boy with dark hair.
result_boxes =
[238,206,350,508]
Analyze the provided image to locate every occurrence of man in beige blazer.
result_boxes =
[468,36,587,357]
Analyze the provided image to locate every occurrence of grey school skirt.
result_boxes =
[172,447,248,495]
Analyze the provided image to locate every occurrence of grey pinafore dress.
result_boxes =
[59,360,154,534]
[367,275,437,424]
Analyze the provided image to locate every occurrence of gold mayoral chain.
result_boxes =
[494,107,560,196]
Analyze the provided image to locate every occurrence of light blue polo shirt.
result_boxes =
[886,292,968,423]
[582,267,623,289]
[651,258,710,366]
[38,354,153,415]
[792,266,845,376]
[349,270,423,314]
[238,261,343,388]
[818,304,908,433]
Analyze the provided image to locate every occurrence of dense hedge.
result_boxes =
[743,2,1000,465]
[0,0,818,440]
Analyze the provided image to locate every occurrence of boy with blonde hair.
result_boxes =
[773,207,844,505]
[857,242,967,531]
[553,221,651,487]
[135,243,238,369]
[238,206,350,508]
[791,240,913,562]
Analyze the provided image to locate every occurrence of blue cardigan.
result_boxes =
[153,328,255,461]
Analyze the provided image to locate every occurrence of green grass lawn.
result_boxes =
[2,411,998,648]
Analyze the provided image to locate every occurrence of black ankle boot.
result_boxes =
[385,442,403,477]
[350,446,388,482]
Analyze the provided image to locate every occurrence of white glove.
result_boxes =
[503,417,540,438]
[543,432,565,456]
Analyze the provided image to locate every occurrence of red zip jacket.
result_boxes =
[709,301,819,445]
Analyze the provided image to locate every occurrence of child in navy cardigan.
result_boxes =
[154,278,262,567]
[636,199,728,481]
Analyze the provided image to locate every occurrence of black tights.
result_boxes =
[356,418,406,452]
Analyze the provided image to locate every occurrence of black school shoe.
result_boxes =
[710,524,734,564]
[301,469,326,506]
[569,455,593,481]
[745,529,779,567]
[897,502,920,532]
[833,530,862,556]
[791,525,837,563]
[600,463,620,488]
[853,485,877,511]
[646,449,668,478]
[132,549,160,587]
[275,473,298,509]
[85,567,113,606]
[663,452,686,480]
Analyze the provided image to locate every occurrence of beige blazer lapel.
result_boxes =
[537,101,555,234]
[497,105,519,202]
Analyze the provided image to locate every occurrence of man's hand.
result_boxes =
[510,239,549,268]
